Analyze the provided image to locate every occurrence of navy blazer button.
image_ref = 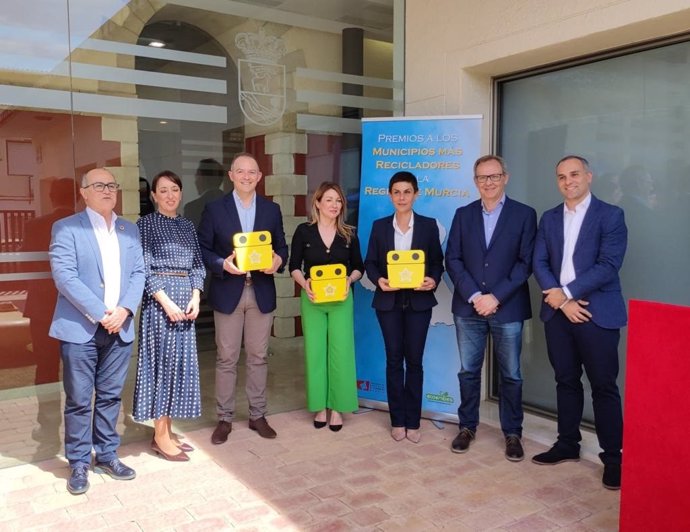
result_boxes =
[484,263,489,267]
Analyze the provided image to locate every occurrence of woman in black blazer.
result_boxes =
[364,171,444,443]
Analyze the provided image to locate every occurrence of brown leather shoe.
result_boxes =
[211,421,232,444]
[248,417,277,439]
[151,440,190,462]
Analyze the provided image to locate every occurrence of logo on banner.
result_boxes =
[357,380,384,393]
[235,29,286,126]
[425,391,455,404]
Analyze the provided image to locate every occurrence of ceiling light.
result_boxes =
[159,120,168,124]
[148,40,166,48]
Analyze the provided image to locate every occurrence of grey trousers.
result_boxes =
[214,285,273,421]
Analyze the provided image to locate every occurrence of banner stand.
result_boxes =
[354,115,482,421]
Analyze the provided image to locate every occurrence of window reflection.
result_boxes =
[499,39,690,420]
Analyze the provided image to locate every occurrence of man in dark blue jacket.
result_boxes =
[446,155,537,462]
[198,152,288,444]
[532,155,626,490]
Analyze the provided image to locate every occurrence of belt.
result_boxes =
[154,271,189,277]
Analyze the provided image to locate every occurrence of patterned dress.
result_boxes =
[133,212,205,421]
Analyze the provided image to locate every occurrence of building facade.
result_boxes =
[1,0,688,467]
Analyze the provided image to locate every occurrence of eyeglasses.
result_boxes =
[474,173,504,184]
[82,182,120,192]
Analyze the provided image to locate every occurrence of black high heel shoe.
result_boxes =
[313,410,328,429]
[329,412,343,432]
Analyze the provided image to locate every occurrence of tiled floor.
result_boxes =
[0,332,620,530]
[0,336,307,469]
[0,406,620,531]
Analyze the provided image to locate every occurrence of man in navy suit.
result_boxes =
[198,152,288,444]
[446,155,537,461]
[532,155,626,490]
[49,168,145,495]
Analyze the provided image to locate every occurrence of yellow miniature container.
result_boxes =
[232,230,273,271]
[310,263,348,303]
[387,249,425,289]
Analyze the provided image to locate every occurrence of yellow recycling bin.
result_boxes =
[387,249,425,289]
[310,263,348,303]
[232,231,273,271]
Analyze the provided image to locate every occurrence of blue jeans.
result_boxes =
[61,325,133,467]
[454,316,524,437]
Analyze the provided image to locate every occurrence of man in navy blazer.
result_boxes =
[446,155,537,462]
[532,155,627,491]
[198,152,288,443]
[49,168,145,495]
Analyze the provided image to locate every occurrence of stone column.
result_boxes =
[264,132,308,338]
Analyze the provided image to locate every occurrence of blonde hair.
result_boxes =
[309,182,355,244]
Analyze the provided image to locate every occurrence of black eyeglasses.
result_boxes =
[82,182,120,192]
[474,173,504,184]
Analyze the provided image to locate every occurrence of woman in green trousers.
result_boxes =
[289,182,364,431]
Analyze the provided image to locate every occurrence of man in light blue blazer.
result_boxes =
[532,155,627,491]
[446,155,537,462]
[49,168,145,495]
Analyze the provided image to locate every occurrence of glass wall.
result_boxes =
[0,0,403,468]
[496,38,690,419]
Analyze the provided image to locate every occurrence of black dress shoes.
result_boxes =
[93,459,136,480]
[602,464,621,490]
[151,440,190,462]
[531,445,580,465]
[67,465,90,495]
[249,417,277,439]
[211,421,232,444]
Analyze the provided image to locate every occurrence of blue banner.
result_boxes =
[354,116,482,419]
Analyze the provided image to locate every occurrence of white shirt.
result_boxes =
[85,207,121,312]
[560,193,591,299]
[393,211,414,251]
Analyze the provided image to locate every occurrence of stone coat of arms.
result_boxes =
[235,29,286,126]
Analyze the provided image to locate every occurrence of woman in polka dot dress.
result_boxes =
[134,170,205,461]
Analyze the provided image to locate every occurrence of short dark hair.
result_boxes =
[473,155,507,175]
[152,170,182,192]
[556,155,590,172]
[388,171,418,193]
[195,158,225,187]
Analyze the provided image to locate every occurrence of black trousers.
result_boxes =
[376,300,432,430]
[545,311,623,465]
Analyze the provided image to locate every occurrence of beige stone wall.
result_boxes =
[265,132,308,338]
[405,0,690,149]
